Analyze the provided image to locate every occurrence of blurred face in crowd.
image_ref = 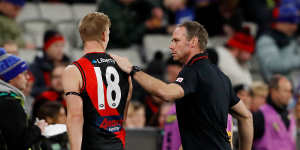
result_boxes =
[276,22,298,37]
[158,103,172,129]
[271,77,292,107]
[46,41,64,62]
[251,95,267,112]
[164,0,184,12]
[51,66,65,92]
[166,65,182,82]
[55,107,67,124]
[170,27,191,64]
[9,71,29,92]
[126,107,145,128]
[237,89,251,110]
[3,42,18,55]
[237,50,252,65]
[0,1,22,19]
[120,0,135,5]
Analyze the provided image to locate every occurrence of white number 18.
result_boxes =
[94,67,121,110]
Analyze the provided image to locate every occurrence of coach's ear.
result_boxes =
[190,37,198,48]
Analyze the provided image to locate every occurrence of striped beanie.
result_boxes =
[0,48,28,82]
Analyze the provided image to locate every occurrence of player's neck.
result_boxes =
[83,41,106,54]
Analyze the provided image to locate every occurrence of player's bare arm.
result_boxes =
[62,65,84,150]
[230,100,253,150]
[111,54,184,102]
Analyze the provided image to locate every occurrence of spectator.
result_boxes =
[216,27,255,86]
[97,0,165,48]
[2,40,18,55]
[234,84,252,110]
[0,0,25,48]
[194,0,243,37]
[0,48,47,150]
[30,30,70,97]
[239,0,278,37]
[125,101,146,128]
[253,74,296,150]
[36,101,68,150]
[163,0,195,33]
[162,57,182,150]
[250,81,269,112]
[256,4,300,85]
[32,65,67,119]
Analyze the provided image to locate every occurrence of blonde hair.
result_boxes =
[79,12,111,42]
[250,81,269,97]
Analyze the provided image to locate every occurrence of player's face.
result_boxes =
[169,27,190,64]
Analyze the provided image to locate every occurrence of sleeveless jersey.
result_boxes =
[73,52,130,150]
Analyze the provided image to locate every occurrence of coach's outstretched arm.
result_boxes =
[63,65,84,150]
[111,54,184,102]
[231,100,253,150]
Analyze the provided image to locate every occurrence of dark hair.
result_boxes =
[178,21,208,50]
[269,74,284,89]
[43,29,62,44]
[36,101,64,121]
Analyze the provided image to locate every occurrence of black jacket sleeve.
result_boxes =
[253,110,265,140]
[0,96,42,149]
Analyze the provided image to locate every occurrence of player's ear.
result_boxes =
[101,32,106,42]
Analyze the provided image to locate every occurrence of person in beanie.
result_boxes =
[0,48,48,150]
[30,29,70,97]
[215,27,255,86]
[256,4,300,85]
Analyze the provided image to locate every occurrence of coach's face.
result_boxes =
[170,27,190,64]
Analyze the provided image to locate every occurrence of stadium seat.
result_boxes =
[125,127,162,150]
[17,2,41,23]
[21,20,53,48]
[39,3,74,23]
[143,34,172,61]
[108,47,144,67]
[72,4,97,21]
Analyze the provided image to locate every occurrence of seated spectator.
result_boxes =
[2,40,18,55]
[30,30,70,97]
[234,84,251,109]
[253,74,296,150]
[216,27,255,86]
[256,4,300,85]
[163,0,195,33]
[97,0,165,48]
[194,0,243,37]
[0,48,47,149]
[35,101,68,150]
[250,81,269,112]
[32,65,66,118]
[0,0,26,48]
[125,101,146,128]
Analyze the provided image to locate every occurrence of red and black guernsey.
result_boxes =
[73,52,130,150]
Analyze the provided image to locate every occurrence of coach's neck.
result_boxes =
[184,47,205,65]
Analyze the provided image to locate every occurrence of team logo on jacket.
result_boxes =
[176,77,184,83]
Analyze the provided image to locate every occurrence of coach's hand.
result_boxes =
[110,54,133,74]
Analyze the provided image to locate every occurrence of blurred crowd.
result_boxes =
[1,0,300,150]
